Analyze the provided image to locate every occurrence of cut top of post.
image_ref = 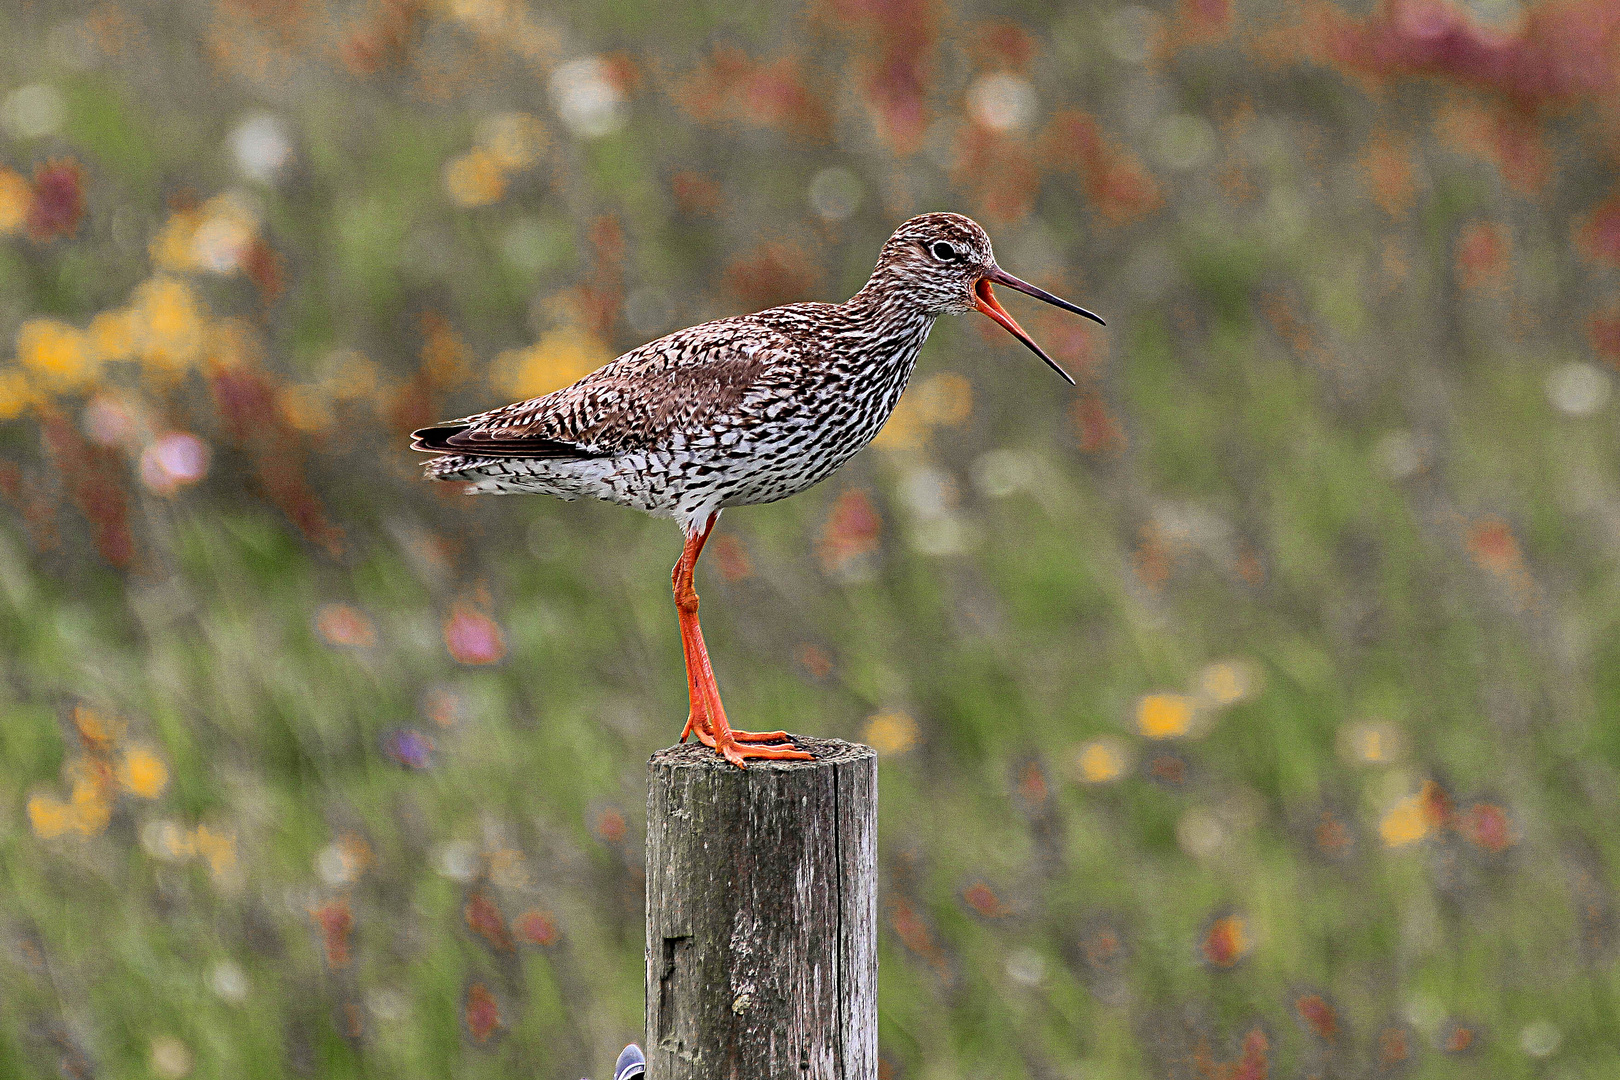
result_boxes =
[649,736,872,773]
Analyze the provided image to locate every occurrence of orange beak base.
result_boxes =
[973,277,1078,386]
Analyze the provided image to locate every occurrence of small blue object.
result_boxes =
[614,1044,646,1080]
[382,728,434,769]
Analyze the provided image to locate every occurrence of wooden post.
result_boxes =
[645,737,876,1080]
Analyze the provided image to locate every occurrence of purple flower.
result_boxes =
[383,728,435,769]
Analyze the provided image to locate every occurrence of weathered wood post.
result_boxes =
[645,737,876,1080]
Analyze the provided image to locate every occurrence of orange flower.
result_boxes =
[1576,193,1620,265]
[0,168,30,233]
[1357,130,1416,219]
[27,793,75,838]
[1458,801,1516,852]
[1200,913,1251,967]
[861,710,918,756]
[444,148,507,208]
[711,534,752,581]
[795,643,833,680]
[315,604,376,648]
[670,171,722,216]
[1466,516,1520,573]
[592,805,628,844]
[1074,737,1128,783]
[192,825,237,879]
[1375,1023,1414,1071]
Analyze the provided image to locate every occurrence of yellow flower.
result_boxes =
[27,794,74,838]
[498,327,608,399]
[87,309,137,363]
[0,168,30,234]
[1135,693,1195,739]
[132,277,206,374]
[73,703,124,747]
[1379,793,1430,847]
[1074,737,1128,783]
[861,710,919,756]
[444,148,508,208]
[17,318,95,391]
[0,368,38,420]
[118,747,170,799]
[68,772,111,835]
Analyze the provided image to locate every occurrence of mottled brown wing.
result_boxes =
[411,318,790,459]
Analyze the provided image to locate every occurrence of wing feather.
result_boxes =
[412,316,807,461]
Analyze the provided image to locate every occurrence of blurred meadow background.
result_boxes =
[2,0,1620,1076]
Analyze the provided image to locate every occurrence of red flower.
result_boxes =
[1293,992,1339,1042]
[463,982,503,1043]
[443,605,506,665]
[515,909,561,947]
[464,892,512,952]
[26,160,86,242]
[310,899,354,968]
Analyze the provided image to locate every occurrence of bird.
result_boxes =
[412,212,1103,767]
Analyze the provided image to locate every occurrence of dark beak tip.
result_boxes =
[987,266,1106,328]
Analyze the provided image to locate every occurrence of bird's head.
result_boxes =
[872,212,1105,385]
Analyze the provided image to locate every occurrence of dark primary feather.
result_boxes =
[409,424,595,458]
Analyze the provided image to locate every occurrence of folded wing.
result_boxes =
[411,317,799,463]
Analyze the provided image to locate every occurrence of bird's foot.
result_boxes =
[682,710,811,766]
[713,732,813,768]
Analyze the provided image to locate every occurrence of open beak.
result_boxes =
[973,267,1105,387]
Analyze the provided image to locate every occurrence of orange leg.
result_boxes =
[673,515,811,768]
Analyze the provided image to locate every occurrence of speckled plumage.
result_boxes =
[413,212,1101,767]
[412,213,1000,534]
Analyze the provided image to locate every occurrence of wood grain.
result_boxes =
[645,738,876,1080]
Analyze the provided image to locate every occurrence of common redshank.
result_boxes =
[413,212,1103,767]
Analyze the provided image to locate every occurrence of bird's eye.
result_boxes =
[930,240,958,261]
